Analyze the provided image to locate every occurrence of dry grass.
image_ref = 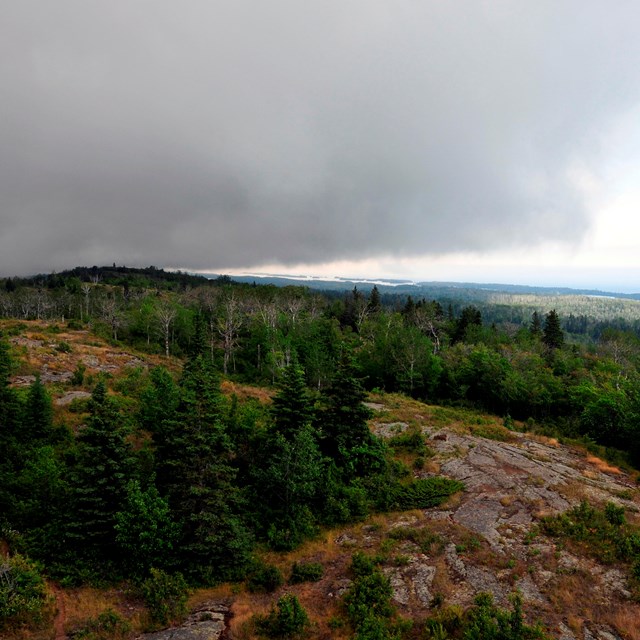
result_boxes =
[524,433,562,449]
[604,604,640,640]
[551,480,590,504]
[61,586,145,635]
[221,380,274,404]
[545,566,640,640]
[546,572,597,620]
[585,454,622,475]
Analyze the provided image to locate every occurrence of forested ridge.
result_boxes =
[3,267,640,637]
[2,266,640,457]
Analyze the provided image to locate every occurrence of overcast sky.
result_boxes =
[3,2,640,290]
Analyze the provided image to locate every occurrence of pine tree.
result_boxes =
[251,362,324,549]
[114,480,179,577]
[157,355,252,582]
[67,380,132,564]
[189,312,208,360]
[543,309,564,350]
[320,358,383,478]
[530,311,542,337]
[368,286,382,313]
[24,375,53,444]
[271,363,314,439]
[253,425,323,550]
[0,334,20,433]
[0,335,22,524]
[138,367,180,436]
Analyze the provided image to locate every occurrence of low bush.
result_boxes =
[247,561,284,593]
[387,527,443,554]
[541,500,640,564]
[343,552,395,636]
[255,594,309,638]
[140,568,188,627]
[0,554,52,630]
[289,562,323,584]
[462,592,550,639]
[72,609,131,640]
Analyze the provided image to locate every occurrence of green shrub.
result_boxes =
[289,562,323,584]
[462,592,550,639]
[71,362,86,386]
[387,527,442,554]
[140,568,188,627]
[56,341,72,353]
[344,553,394,630]
[388,430,429,454]
[73,609,131,640]
[247,562,284,593]
[541,500,640,566]
[0,554,52,629]
[322,483,370,525]
[469,423,514,442]
[393,477,464,511]
[364,471,462,513]
[605,502,626,527]
[256,594,309,638]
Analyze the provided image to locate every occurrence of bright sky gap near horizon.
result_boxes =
[2,3,640,292]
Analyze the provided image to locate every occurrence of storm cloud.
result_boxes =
[2,1,640,275]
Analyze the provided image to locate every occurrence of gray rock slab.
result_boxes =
[413,563,436,607]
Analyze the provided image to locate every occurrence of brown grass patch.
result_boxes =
[552,480,589,504]
[604,603,640,640]
[585,454,622,475]
[430,556,455,603]
[221,380,274,404]
[61,586,144,635]
[546,572,597,621]
[500,495,516,507]
[528,434,560,447]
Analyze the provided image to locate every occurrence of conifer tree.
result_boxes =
[0,335,22,524]
[24,375,53,444]
[543,309,564,350]
[157,355,251,582]
[320,358,383,477]
[253,362,323,549]
[530,311,542,337]
[138,366,179,442]
[67,380,132,564]
[271,363,314,439]
[368,285,382,313]
[0,334,20,435]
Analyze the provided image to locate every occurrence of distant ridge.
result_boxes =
[197,272,640,301]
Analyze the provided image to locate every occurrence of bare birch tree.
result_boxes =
[155,301,177,357]
[217,293,244,375]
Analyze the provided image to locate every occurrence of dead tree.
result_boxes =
[217,293,244,375]
[155,302,177,357]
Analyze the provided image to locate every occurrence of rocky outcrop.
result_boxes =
[137,602,229,640]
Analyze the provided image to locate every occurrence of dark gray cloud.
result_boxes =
[2,1,640,275]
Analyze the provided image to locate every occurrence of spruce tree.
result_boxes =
[530,311,542,337]
[543,309,564,350]
[24,375,53,444]
[0,335,22,524]
[67,380,132,565]
[320,358,382,477]
[252,362,323,549]
[368,286,382,313]
[271,363,314,439]
[157,355,252,583]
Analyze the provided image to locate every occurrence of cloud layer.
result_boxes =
[2,1,640,275]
